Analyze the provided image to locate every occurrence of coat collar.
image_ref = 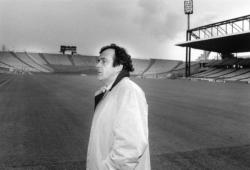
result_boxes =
[94,70,130,110]
[109,70,129,92]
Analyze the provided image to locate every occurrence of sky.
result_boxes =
[1,0,250,61]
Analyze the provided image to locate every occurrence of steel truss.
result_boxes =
[185,15,250,77]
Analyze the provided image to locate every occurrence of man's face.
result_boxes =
[96,49,121,83]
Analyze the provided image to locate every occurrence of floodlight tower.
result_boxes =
[184,0,193,77]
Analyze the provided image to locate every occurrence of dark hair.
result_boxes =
[99,43,134,72]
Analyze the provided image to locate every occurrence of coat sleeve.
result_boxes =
[102,87,149,170]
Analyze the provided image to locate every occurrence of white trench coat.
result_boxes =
[87,77,151,170]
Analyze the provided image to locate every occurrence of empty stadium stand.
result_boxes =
[26,52,53,72]
[0,60,13,69]
[46,54,97,74]
[143,59,180,77]
[240,77,250,83]
[130,59,150,76]
[195,68,226,78]
[177,15,250,78]
[166,62,200,78]
[0,52,34,72]
[42,53,72,65]
[15,52,48,72]
[0,52,98,74]
[191,67,217,77]
[67,55,76,66]
[48,65,97,74]
[238,58,250,68]
[188,57,250,83]
[216,69,250,79]
[205,69,235,78]
[72,55,97,66]
[2,50,249,83]
[0,63,10,73]
[224,71,250,82]
[38,53,52,66]
[0,51,189,78]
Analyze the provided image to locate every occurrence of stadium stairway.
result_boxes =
[0,63,10,73]
[39,53,52,66]
[1,52,29,71]
[42,53,72,65]
[205,69,236,78]
[72,55,97,66]
[143,59,181,77]
[16,52,50,72]
[216,69,250,80]
[0,60,15,70]
[160,62,200,78]
[10,52,42,72]
[25,52,53,72]
[224,71,250,82]
[0,74,14,85]
[191,67,217,78]
[130,59,150,76]
[240,77,250,83]
[67,55,76,66]
[193,68,224,78]
[170,62,185,71]
[141,59,156,75]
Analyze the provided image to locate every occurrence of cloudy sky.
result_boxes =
[1,0,250,60]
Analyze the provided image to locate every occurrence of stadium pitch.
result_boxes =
[0,74,250,170]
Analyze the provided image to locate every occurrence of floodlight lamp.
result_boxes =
[184,0,193,14]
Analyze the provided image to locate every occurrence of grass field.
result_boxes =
[0,74,250,170]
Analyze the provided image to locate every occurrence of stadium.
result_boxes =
[1,0,250,170]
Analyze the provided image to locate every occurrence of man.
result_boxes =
[87,44,151,170]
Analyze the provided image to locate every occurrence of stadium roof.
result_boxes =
[176,31,250,53]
